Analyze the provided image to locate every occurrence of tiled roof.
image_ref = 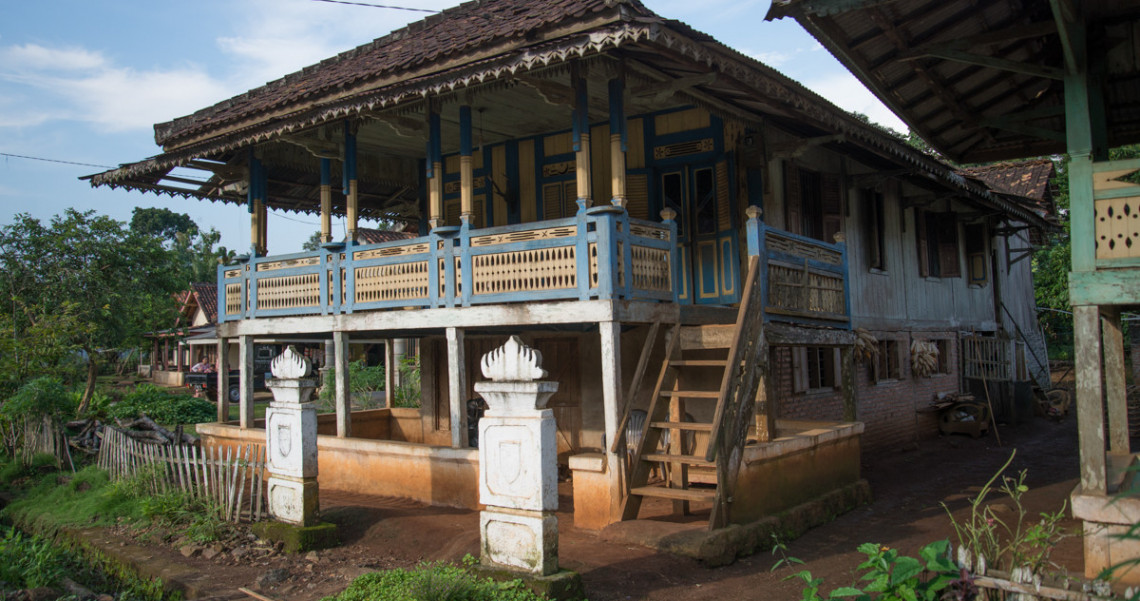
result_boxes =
[190,282,219,324]
[358,228,416,245]
[958,159,1056,218]
[155,0,637,147]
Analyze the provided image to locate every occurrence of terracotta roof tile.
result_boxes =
[358,228,416,245]
[190,282,219,324]
[155,0,639,146]
[958,159,1057,218]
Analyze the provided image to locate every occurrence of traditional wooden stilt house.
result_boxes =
[768,0,1140,580]
[90,0,1052,532]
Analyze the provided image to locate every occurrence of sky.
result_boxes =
[0,0,908,255]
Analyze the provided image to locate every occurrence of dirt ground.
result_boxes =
[109,394,1084,601]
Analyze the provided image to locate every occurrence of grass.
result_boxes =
[224,399,270,423]
[323,561,550,601]
[1,461,147,533]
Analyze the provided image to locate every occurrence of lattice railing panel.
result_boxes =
[470,226,577,247]
[631,245,671,292]
[471,246,576,295]
[589,243,599,288]
[355,261,429,303]
[1095,198,1140,259]
[962,336,1010,382]
[256,274,321,310]
[225,283,243,315]
[766,263,845,318]
[767,232,843,265]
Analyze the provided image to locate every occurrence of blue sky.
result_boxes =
[0,0,906,255]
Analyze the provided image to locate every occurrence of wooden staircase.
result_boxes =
[619,257,769,529]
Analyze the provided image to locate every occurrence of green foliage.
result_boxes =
[130,208,199,241]
[391,355,422,409]
[302,231,324,252]
[0,526,67,588]
[108,384,215,425]
[777,541,961,601]
[2,464,146,532]
[943,451,1068,575]
[319,360,387,410]
[0,209,185,409]
[1,376,77,422]
[139,490,233,544]
[322,562,549,601]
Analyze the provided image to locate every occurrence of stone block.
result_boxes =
[266,405,318,479]
[480,509,558,576]
[267,476,320,526]
[479,416,557,512]
[252,521,338,553]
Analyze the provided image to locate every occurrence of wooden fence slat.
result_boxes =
[234,445,248,523]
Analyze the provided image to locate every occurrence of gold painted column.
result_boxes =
[320,158,332,243]
[344,122,359,243]
[573,62,592,209]
[459,105,474,225]
[427,101,443,229]
[608,75,626,208]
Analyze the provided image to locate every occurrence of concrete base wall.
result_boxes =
[152,369,185,387]
[731,420,864,525]
[199,423,480,509]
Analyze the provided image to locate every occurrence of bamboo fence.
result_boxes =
[96,427,267,523]
[956,547,1120,601]
[16,416,73,471]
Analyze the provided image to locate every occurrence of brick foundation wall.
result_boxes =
[772,330,961,454]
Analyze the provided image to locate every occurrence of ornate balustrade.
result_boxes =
[219,207,678,322]
[745,213,851,326]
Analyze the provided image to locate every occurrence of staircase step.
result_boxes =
[660,390,720,399]
[642,453,716,467]
[630,485,717,503]
[669,360,729,367]
[649,421,714,431]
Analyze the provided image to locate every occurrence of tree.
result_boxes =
[0,210,183,411]
[130,207,199,240]
[302,231,323,252]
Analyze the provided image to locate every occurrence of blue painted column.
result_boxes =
[608,76,627,208]
[343,121,359,244]
[744,205,763,257]
[572,62,592,211]
[662,208,680,304]
[248,153,267,257]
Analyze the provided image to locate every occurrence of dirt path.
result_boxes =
[155,410,1079,601]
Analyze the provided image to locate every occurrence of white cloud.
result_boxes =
[801,72,908,134]
[1,43,105,71]
[0,44,230,132]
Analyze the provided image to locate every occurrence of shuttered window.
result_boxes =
[915,209,960,278]
[792,346,841,392]
[862,188,886,271]
[785,162,843,243]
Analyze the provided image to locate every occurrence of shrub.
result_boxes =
[1,377,77,422]
[108,384,214,425]
[319,361,387,410]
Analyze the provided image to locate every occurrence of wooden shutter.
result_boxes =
[821,173,843,243]
[444,199,461,227]
[716,160,732,232]
[938,215,961,277]
[542,183,563,219]
[832,348,842,389]
[784,162,802,235]
[915,209,929,277]
[792,347,808,393]
[626,173,649,220]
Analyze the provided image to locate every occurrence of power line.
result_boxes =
[0,152,113,169]
[308,0,440,12]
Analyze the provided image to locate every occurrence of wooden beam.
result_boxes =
[599,321,624,521]
[216,337,230,422]
[770,134,846,159]
[900,48,1063,81]
[239,335,255,429]
[515,75,576,108]
[374,114,426,138]
[1074,305,1106,495]
[1050,0,1080,75]
[1102,308,1129,454]
[630,72,717,103]
[903,21,1058,56]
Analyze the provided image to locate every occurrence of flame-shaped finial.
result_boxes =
[481,336,546,382]
[270,346,311,379]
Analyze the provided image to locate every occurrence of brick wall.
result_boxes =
[771,330,961,454]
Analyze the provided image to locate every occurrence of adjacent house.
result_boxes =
[89,0,1052,532]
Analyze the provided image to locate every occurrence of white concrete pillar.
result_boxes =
[239,335,255,429]
[265,347,320,526]
[333,330,351,438]
[475,336,560,576]
[447,327,468,448]
[599,321,623,520]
